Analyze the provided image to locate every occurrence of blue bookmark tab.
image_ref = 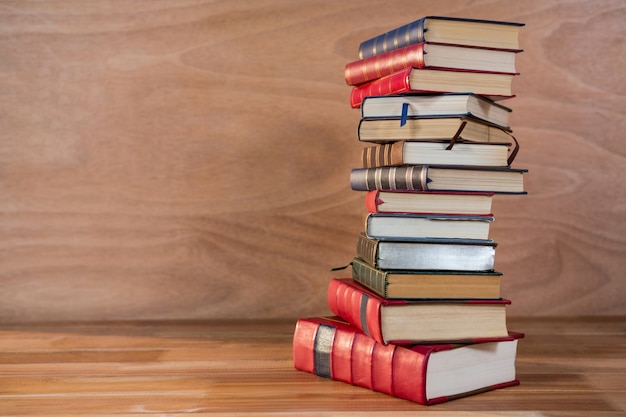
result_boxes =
[400,102,409,127]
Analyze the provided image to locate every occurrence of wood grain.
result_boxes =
[0,318,624,415]
[0,0,625,322]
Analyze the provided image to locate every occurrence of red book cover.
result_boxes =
[346,43,430,86]
[345,42,518,86]
[327,278,511,345]
[349,67,515,108]
[292,316,523,405]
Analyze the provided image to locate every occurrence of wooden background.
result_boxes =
[1,0,624,322]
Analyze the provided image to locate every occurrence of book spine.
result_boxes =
[364,190,381,213]
[358,18,426,59]
[361,142,405,168]
[355,233,379,267]
[350,68,413,108]
[350,166,430,191]
[327,278,386,345]
[352,258,388,297]
[292,318,429,404]
[345,43,426,86]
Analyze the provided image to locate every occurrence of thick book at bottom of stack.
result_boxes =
[293,316,523,405]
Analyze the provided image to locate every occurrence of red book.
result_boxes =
[293,316,523,405]
[345,42,519,86]
[327,278,510,345]
[349,67,515,108]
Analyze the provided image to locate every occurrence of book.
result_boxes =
[327,278,510,344]
[293,317,522,405]
[350,67,515,108]
[361,140,511,168]
[364,213,493,241]
[351,257,502,299]
[358,116,513,144]
[360,93,512,129]
[365,190,494,215]
[350,165,527,194]
[356,232,496,271]
[357,16,524,59]
[345,42,519,86]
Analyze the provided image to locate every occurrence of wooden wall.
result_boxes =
[1,0,624,322]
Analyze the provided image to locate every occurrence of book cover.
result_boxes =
[360,93,512,129]
[350,165,527,194]
[350,67,515,108]
[365,190,494,215]
[356,232,497,271]
[357,115,513,143]
[364,212,494,241]
[361,140,511,168]
[293,316,523,405]
[327,278,510,345]
[346,42,519,86]
[351,257,502,299]
[357,16,524,59]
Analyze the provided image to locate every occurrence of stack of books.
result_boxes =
[294,16,527,405]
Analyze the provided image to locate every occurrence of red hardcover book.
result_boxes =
[345,42,519,86]
[293,316,523,405]
[349,67,515,108]
[327,278,510,345]
[365,190,494,216]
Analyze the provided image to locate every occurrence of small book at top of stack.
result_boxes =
[293,15,526,406]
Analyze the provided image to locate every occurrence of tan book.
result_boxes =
[351,257,502,299]
[361,140,511,168]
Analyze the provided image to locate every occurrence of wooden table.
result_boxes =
[0,317,624,415]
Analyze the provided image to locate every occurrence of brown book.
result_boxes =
[351,257,502,299]
[361,140,511,168]
[350,165,527,194]
[357,116,513,143]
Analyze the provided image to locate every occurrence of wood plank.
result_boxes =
[0,318,624,415]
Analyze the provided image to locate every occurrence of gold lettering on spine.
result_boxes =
[419,165,428,191]
[414,44,424,68]
[404,24,411,47]
[365,168,372,190]
[385,143,392,166]
[381,54,390,79]
[399,48,408,72]
[373,168,381,190]
[406,166,414,190]
[388,167,396,190]
[417,18,425,43]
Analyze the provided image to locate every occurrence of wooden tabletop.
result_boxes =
[0,317,624,415]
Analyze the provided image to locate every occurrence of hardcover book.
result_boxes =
[365,190,494,215]
[361,140,512,168]
[357,16,524,59]
[351,257,502,299]
[293,316,522,405]
[357,116,513,144]
[356,232,496,272]
[350,67,515,108]
[360,93,512,130]
[327,278,510,344]
[345,42,519,86]
[350,165,527,194]
[364,213,493,241]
